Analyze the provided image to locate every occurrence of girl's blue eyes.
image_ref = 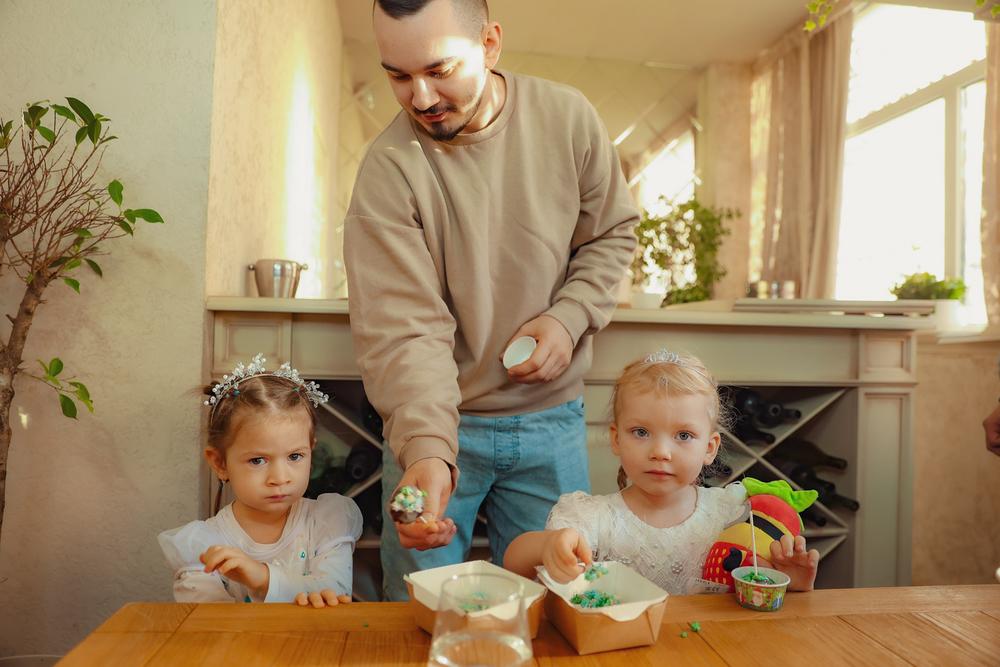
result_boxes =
[628,429,696,441]
[248,453,306,465]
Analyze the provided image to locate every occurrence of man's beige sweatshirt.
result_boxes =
[344,71,638,470]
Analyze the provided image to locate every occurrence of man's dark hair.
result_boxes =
[375,0,488,37]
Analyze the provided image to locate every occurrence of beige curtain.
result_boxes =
[983,23,1000,324]
[750,11,853,299]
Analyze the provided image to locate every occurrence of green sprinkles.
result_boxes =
[680,631,688,638]
[689,621,701,633]
[741,572,776,584]
[583,563,609,581]
[570,589,619,608]
[458,591,491,613]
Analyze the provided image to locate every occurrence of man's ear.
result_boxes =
[205,447,228,481]
[483,21,502,69]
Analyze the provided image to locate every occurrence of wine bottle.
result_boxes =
[756,401,802,428]
[734,420,776,445]
[732,388,763,419]
[770,439,848,471]
[770,459,860,513]
[346,443,381,481]
[361,396,384,438]
[802,507,828,527]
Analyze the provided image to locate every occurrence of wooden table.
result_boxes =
[61,585,1000,665]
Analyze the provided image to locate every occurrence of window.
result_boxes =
[835,3,987,325]
[632,129,696,217]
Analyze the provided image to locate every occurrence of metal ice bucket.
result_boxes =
[248,259,308,298]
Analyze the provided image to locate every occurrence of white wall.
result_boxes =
[0,0,216,656]
[206,0,345,299]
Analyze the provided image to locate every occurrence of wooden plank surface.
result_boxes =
[697,616,910,666]
[59,633,176,667]
[58,587,1000,666]
[147,631,347,666]
[662,584,1000,623]
[842,611,1000,666]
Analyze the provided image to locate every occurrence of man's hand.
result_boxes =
[542,528,592,584]
[768,534,819,592]
[200,545,270,599]
[984,403,1000,457]
[393,457,458,550]
[504,315,574,384]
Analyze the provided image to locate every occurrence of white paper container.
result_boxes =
[403,560,547,638]
[502,336,537,369]
[536,561,669,654]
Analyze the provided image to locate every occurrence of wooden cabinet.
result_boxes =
[207,297,927,591]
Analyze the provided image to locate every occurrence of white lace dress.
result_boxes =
[546,484,748,595]
[158,494,362,603]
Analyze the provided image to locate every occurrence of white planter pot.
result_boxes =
[630,290,664,309]
[932,299,962,332]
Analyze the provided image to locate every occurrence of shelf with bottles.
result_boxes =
[721,386,848,452]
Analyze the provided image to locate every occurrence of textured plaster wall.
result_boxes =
[206,0,345,299]
[912,340,1000,585]
[695,64,753,300]
[0,0,215,656]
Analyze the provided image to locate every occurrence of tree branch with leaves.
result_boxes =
[0,97,163,544]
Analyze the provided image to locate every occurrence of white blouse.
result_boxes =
[158,493,362,603]
[546,484,748,595]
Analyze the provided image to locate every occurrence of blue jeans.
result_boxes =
[379,396,590,601]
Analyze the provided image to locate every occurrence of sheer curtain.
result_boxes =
[750,11,854,299]
[983,23,1000,324]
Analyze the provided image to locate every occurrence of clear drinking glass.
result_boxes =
[428,573,532,667]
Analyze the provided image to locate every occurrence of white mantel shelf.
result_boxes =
[206,296,932,332]
[205,295,927,589]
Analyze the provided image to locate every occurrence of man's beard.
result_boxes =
[416,86,485,141]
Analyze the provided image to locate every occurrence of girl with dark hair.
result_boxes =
[158,355,361,607]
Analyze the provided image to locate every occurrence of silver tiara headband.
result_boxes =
[204,353,329,410]
[644,348,711,380]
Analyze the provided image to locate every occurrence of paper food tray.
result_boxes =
[403,560,546,638]
[536,560,669,654]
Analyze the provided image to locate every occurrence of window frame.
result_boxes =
[845,58,986,284]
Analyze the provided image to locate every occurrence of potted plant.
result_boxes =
[890,272,967,330]
[0,98,164,546]
[630,197,736,308]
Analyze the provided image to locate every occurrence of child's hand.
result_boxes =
[543,528,593,584]
[294,590,352,608]
[200,545,270,598]
[768,533,819,591]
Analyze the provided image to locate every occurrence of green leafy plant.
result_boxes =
[0,98,164,539]
[975,0,1000,20]
[804,0,837,32]
[807,0,1000,32]
[889,272,967,300]
[631,197,736,305]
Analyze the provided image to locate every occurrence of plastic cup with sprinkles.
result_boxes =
[731,565,790,612]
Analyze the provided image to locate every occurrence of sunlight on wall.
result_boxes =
[284,64,325,298]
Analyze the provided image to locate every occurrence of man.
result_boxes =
[343,0,638,600]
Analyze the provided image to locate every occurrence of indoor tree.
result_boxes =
[0,98,163,542]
